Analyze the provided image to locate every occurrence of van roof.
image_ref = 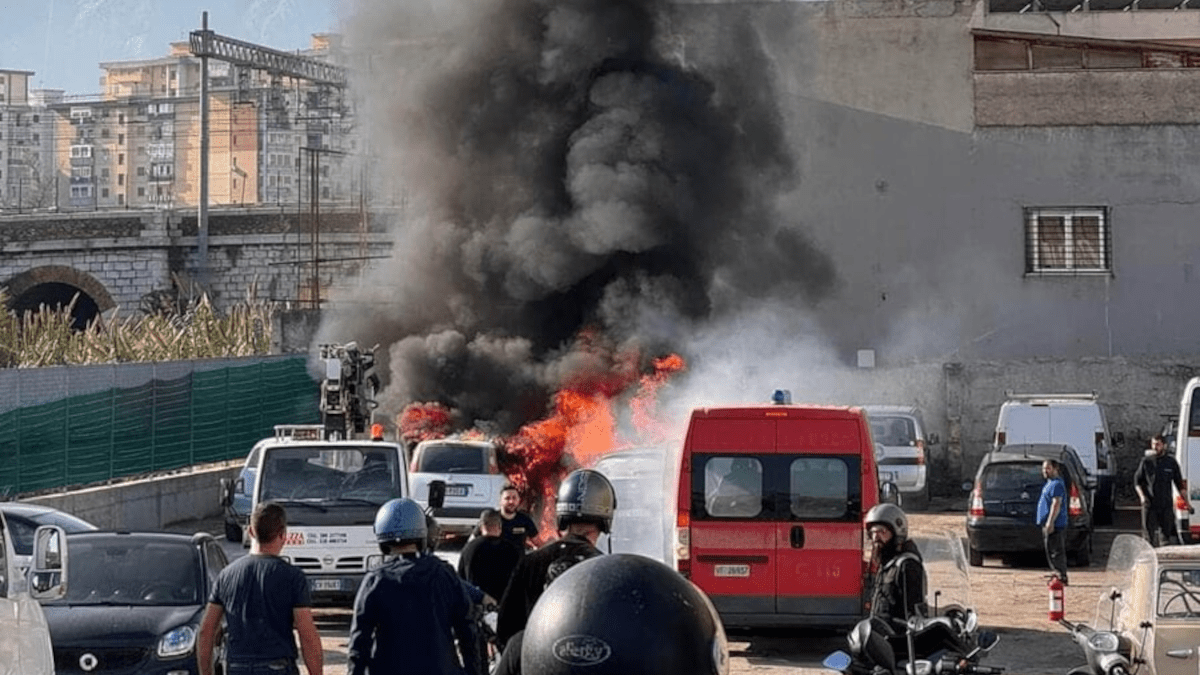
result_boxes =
[689,404,864,419]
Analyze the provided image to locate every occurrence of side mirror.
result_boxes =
[427,479,446,511]
[928,433,941,446]
[1113,432,1125,448]
[30,525,67,600]
[962,481,974,492]
[880,481,901,506]
[977,630,999,651]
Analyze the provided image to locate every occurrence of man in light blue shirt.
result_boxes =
[1036,459,1069,585]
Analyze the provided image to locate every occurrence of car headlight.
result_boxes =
[1088,631,1120,653]
[367,554,384,570]
[158,625,197,658]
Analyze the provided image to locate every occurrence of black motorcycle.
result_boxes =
[823,533,1004,675]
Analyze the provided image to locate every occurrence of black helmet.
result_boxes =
[522,554,729,675]
[555,469,617,533]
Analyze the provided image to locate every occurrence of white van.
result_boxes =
[1172,377,1200,542]
[992,392,1120,526]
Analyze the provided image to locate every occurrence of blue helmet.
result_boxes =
[374,498,427,545]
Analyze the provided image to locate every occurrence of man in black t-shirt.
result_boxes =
[1135,434,1192,546]
[498,484,539,550]
[198,502,323,675]
[459,508,523,602]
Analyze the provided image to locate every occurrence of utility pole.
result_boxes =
[189,17,348,303]
[198,11,211,284]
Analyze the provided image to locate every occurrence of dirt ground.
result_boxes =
[717,499,1146,675]
[211,498,1143,674]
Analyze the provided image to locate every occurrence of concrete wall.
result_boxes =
[24,462,240,531]
[801,356,1200,500]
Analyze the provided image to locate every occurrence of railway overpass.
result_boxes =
[0,206,394,326]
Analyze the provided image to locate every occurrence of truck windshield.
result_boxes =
[259,446,401,506]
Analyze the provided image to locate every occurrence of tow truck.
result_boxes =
[219,342,412,604]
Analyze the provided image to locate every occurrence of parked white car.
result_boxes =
[409,438,509,537]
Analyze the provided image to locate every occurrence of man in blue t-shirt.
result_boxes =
[1036,459,1069,586]
[197,502,324,675]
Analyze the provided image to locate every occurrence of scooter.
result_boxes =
[1060,613,1134,675]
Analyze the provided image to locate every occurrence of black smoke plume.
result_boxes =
[321,0,837,433]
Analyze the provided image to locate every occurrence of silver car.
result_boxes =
[864,405,937,510]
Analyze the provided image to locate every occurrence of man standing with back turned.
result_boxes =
[198,501,323,675]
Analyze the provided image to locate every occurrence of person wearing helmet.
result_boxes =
[347,498,482,675]
[494,469,616,649]
[865,502,926,631]
[519,554,729,675]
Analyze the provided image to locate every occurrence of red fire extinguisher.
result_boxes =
[1048,575,1065,622]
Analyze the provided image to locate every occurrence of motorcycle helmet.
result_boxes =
[865,502,908,543]
[373,498,427,547]
[522,554,729,675]
[555,469,617,533]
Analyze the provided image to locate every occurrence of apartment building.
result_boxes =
[46,34,355,211]
[0,71,59,213]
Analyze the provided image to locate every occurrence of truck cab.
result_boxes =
[0,510,69,675]
[227,424,409,605]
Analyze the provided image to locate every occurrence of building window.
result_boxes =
[137,166,145,176]
[118,133,124,144]
[138,187,145,197]
[1025,207,1111,274]
[101,188,109,198]
[69,145,92,158]
[118,173,124,186]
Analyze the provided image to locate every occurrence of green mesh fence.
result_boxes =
[0,357,319,496]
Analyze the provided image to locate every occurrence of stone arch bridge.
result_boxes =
[0,207,395,326]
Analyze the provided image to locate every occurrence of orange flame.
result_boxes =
[501,349,686,544]
[397,402,455,449]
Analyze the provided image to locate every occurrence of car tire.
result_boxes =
[905,484,931,512]
[1072,533,1091,567]
[1093,484,1114,527]
[224,520,243,543]
[968,544,983,567]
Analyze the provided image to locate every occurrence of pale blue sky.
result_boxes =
[0,0,341,97]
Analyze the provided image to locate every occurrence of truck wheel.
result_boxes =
[969,544,983,567]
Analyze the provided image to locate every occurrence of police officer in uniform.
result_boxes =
[495,469,615,648]
[520,554,729,675]
[347,498,482,675]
